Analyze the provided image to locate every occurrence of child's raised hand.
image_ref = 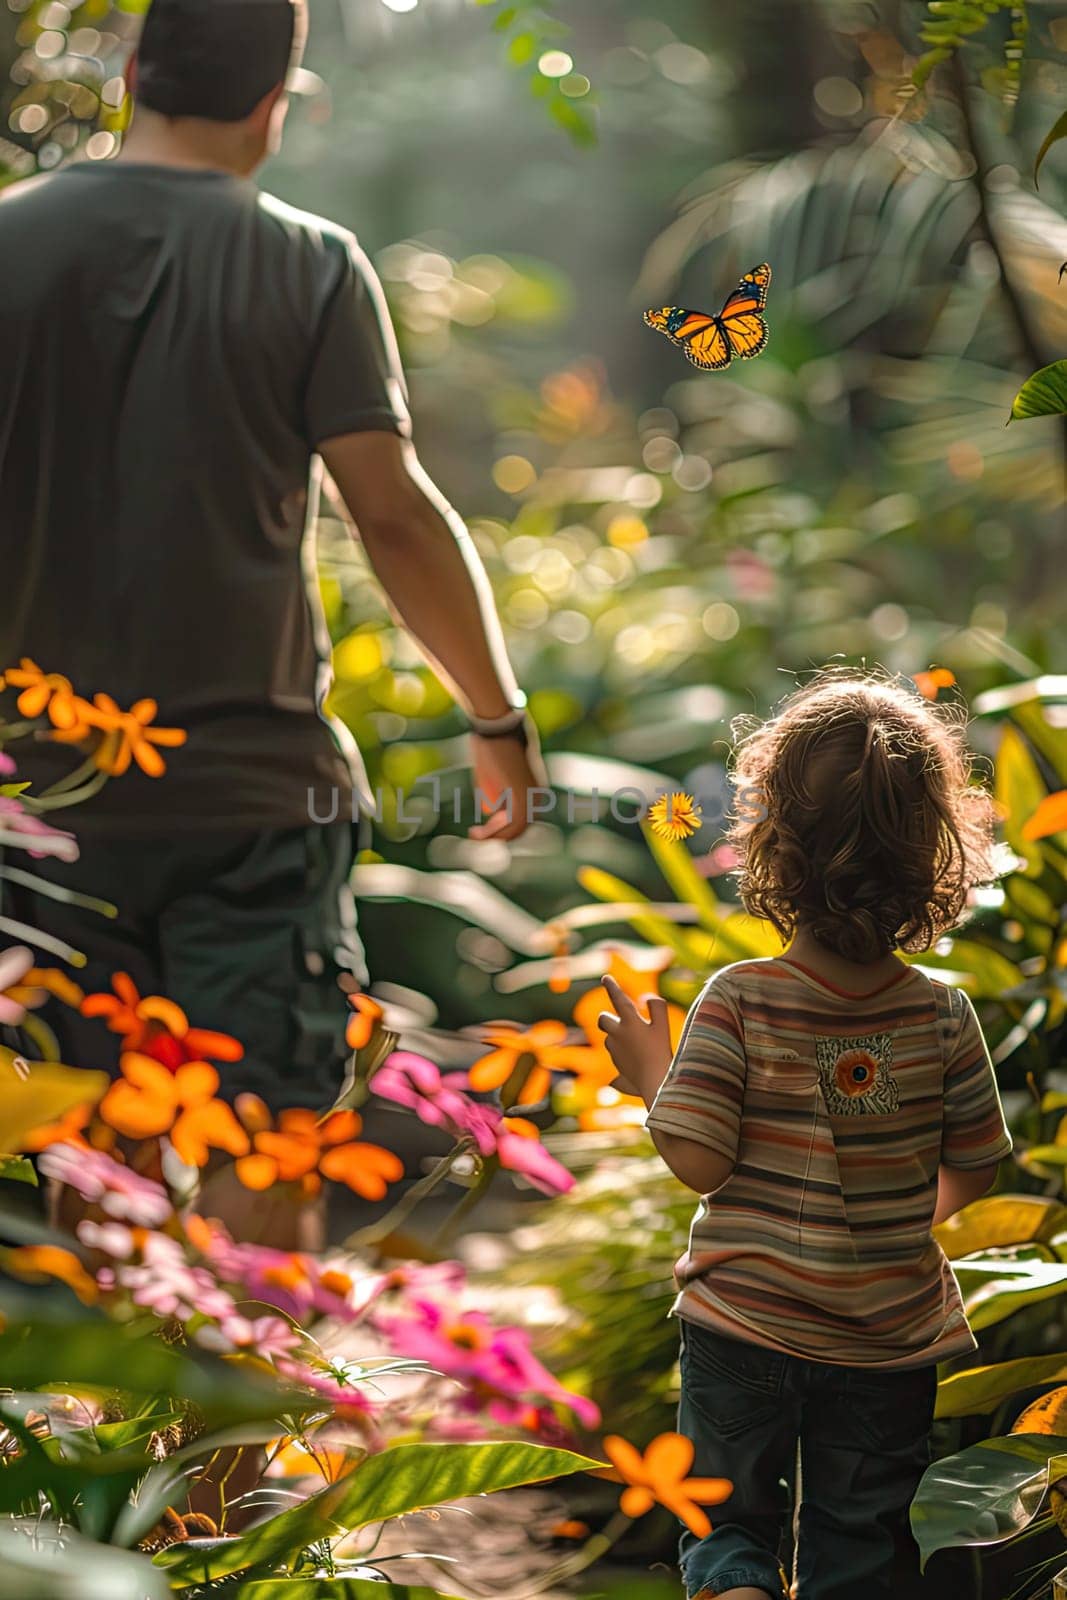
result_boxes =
[596,973,673,1104]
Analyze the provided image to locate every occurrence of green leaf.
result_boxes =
[936,1352,1067,1419]
[911,940,1023,1000]
[157,1441,601,1586]
[231,1583,467,1599]
[0,782,31,799]
[936,1195,1067,1260]
[911,1434,1067,1569]
[0,1519,171,1600]
[1034,108,1067,187]
[0,1155,37,1186]
[492,6,518,30]
[1009,360,1067,423]
[507,32,536,66]
[0,1317,313,1435]
[996,726,1050,876]
[954,1254,1067,1332]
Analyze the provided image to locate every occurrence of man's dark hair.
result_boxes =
[136,0,307,123]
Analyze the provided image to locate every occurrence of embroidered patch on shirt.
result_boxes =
[815,1032,899,1115]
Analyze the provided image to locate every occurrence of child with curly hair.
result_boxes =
[599,670,1011,1600]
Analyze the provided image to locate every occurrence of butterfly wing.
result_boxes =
[717,263,771,361]
[643,307,732,369]
[681,318,732,370]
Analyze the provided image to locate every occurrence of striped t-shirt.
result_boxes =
[646,956,1012,1369]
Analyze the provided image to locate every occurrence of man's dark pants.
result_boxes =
[677,1317,937,1600]
[3,822,364,1110]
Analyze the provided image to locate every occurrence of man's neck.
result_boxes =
[118,111,256,177]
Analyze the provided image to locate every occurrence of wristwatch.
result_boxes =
[468,693,529,743]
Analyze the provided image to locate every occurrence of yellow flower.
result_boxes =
[648,791,703,842]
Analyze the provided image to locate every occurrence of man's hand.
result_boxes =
[596,973,674,1107]
[469,730,547,842]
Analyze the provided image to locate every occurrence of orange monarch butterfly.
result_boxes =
[643,262,771,371]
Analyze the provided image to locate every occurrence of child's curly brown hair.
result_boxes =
[726,669,997,964]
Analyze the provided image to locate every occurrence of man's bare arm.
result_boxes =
[319,430,544,840]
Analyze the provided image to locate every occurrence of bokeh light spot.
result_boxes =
[814,76,863,117]
[702,603,740,641]
[492,455,537,495]
[538,50,574,79]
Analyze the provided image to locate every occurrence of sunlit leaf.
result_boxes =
[230,1582,467,1599]
[1009,360,1067,423]
[0,1048,108,1152]
[0,1154,37,1185]
[936,1196,1067,1261]
[157,1441,601,1585]
[1011,1386,1067,1436]
[954,1254,1067,1333]
[996,726,1049,875]
[911,1434,1067,1569]
[936,1353,1067,1419]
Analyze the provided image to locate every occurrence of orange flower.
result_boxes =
[1022,790,1067,843]
[834,1049,879,1098]
[21,1101,95,1153]
[468,1019,599,1106]
[5,1244,98,1305]
[81,973,243,1071]
[913,667,956,701]
[5,967,85,1012]
[78,693,187,778]
[570,950,686,1083]
[601,1432,732,1538]
[99,1054,250,1167]
[346,992,384,1049]
[2,658,81,727]
[233,1096,403,1199]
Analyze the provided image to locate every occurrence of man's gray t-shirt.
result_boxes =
[0,161,409,830]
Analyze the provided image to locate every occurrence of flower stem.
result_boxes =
[496,1510,633,1599]
[429,1154,500,1252]
[341,1138,475,1251]
[31,768,110,812]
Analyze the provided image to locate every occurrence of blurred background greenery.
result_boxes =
[4,5,1067,1591]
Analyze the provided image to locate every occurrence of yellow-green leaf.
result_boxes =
[1009,360,1067,423]
[936,1196,1067,1261]
[0,1048,107,1151]
[936,1353,1067,1419]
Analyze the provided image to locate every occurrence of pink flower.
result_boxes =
[0,944,33,1025]
[0,797,79,862]
[118,1232,237,1322]
[0,752,16,776]
[373,1052,482,1137]
[372,1051,574,1196]
[76,1219,137,1260]
[218,1313,301,1359]
[38,1145,173,1227]
[455,1095,574,1195]
[195,1227,360,1324]
[375,1299,599,1430]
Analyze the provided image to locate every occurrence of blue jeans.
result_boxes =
[676,1318,937,1600]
